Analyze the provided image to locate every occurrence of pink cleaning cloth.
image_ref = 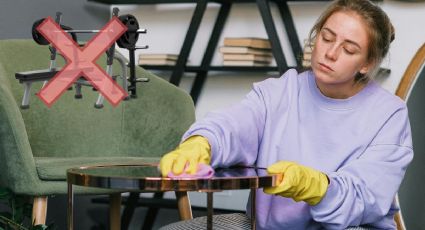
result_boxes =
[167,163,214,179]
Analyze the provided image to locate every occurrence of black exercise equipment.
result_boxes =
[32,19,78,45]
[31,11,146,51]
[116,14,140,50]
[16,7,150,109]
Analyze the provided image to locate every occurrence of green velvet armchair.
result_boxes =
[0,39,195,227]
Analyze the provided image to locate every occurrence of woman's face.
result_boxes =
[311,11,372,98]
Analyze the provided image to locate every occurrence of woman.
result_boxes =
[160,0,413,229]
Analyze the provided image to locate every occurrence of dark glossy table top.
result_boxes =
[67,164,279,192]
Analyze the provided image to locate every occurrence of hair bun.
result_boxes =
[390,24,395,43]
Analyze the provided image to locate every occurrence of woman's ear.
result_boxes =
[359,61,374,74]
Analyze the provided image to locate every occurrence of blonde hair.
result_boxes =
[308,0,395,82]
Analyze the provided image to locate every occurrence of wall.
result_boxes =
[113,0,425,211]
[0,0,110,40]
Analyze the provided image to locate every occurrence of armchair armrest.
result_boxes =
[0,69,42,194]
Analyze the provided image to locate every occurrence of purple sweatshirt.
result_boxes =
[183,69,413,229]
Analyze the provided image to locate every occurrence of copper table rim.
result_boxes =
[66,163,278,192]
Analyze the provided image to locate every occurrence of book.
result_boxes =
[223,54,272,63]
[223,37,271,49]
[302,59,311,68]
[303,39,314,54]
[139,59,176,65]
[303,39,314,46]
[139,54,179,61]
[303,45,313,54]
[223,60,270,66]
[303,52,312,60]
[300,38,314,67]
[219,46,272,56]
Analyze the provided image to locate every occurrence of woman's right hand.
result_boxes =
[159,135,211,176]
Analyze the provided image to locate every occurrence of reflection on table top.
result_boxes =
[67,164,278,192]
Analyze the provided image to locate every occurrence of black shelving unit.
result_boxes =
[89,0,313,104]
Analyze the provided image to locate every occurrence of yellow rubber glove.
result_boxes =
[263,161,329,206]
[159,135,211,176]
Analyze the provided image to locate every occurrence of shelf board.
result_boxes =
[89,0,333,5]
[139,65,391,75]
[207,66,281,72]
[139,65,286,72]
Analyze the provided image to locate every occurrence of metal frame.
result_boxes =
[67,164,278,230]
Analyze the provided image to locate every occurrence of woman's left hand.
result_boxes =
[264,161,329,206]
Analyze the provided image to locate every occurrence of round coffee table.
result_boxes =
[67,164,278,230]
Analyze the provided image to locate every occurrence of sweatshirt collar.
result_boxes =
[307,71,377,110]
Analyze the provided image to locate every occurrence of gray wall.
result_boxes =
[0,0,110,40]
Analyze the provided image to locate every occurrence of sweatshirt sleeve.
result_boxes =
[182,82,268,168]
[310,106,414,229]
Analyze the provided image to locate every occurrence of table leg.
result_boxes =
[251,188,256,230]
[207,192,213,230]
[141,192,164,230]
[175,191,193,220]
[121,192,139,230]
[109,193,122,230]
[67,183,74,230]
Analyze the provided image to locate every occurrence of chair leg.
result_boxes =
[32,196,48,226]
[394,194,406,230]
[110,193,122,230]
[394,211,405,230]
[175,191,192,220]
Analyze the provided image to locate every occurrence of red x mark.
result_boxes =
[36,16,128,107]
